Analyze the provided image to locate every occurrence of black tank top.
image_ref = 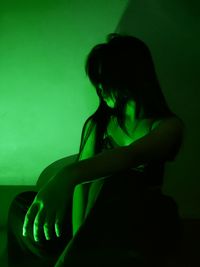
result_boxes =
[102,129,165,188]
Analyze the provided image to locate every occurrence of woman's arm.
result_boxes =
[36,154,78,191]
[56,116,184,187]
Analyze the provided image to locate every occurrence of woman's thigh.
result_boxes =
[7,191,73,267]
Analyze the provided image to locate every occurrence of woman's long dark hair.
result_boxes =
[77,33,177,160]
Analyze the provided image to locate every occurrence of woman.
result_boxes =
[7,33,185,267]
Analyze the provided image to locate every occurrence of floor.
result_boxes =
[0,227,8,267]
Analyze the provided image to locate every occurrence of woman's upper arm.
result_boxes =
[128,116,184,162]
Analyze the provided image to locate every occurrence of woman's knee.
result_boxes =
[7,191,37,243]
[12,190,37,205]
[8,191,37,223]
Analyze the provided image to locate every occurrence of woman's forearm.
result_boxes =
[55,145,138,187]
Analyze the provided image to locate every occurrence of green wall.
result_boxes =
[0,0,199,219]
[0,0,128,185]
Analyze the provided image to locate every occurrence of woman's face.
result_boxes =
[104,94,116,108]
[99,85,116,108]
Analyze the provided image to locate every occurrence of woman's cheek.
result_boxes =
[106,99,115,108]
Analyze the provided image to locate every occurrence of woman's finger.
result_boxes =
[43,212,56,241]
[33,206,45,242]
[23,203,39,238]
[55,206,67,238]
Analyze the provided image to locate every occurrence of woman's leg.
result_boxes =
[139,191,184,266]
[53,177,147,267]
[7,191,73,267]
[53,180,183,267]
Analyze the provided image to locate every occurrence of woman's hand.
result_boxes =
[22,173,75,243]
